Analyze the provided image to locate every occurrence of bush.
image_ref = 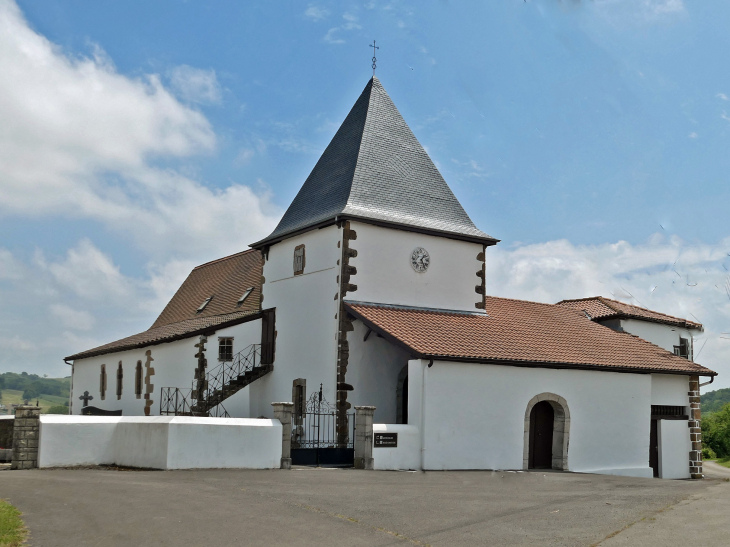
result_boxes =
[702,446,717,460]
[45,405,69,415]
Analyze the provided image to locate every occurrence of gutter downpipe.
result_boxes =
[700,375,715,388]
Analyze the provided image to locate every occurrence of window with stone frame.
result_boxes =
[100,364,107,400]
[135,361,143,399]
[116,362,123,400]
[219,337,234,361]
[293,244,305,275]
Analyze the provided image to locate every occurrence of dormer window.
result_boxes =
[237,287,254,306]
[196,296,213,314]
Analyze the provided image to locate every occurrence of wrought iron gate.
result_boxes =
[291,386,355,467]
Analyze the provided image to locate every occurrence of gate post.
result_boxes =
[354,406,376,470]
[11,405,41,470]
[272,402,294,470]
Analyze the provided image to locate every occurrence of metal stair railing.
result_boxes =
[160,343,270,417]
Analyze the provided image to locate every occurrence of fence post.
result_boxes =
[272,402,294,470]
[11,405,41,470]
[354,406,376,470]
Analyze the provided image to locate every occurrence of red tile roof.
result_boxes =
[556,296,702,330]
[67,249,264,361]
[345,297,715,376]
[66,311,260,361]
[151,249,262,328]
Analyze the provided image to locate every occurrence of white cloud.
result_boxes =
[0,335,33,352]
[324,13,362,44]
[716,93,729,101]
[689,132,698,139]
[0,0,280,261]
[42,239,135,302]
[0,249,24,280]
[594,0,685,24]
[304,5,328,21]
[50,304,96,331]
[485,235,730,387]
[168,64,222,104]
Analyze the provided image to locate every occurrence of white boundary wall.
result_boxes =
[372,424,420,470]
[38,415,281,469]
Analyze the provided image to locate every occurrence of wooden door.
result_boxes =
[529,401,555,469]
[649,419,659,478]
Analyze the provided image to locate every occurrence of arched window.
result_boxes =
[135,361,143,399]
[100,364,107,400]
[116,362,123,399]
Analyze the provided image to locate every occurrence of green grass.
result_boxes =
[0,499,27,547]
[0,389,68,414]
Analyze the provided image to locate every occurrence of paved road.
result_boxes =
[0,466,726,546]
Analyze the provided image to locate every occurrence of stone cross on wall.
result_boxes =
[79,391,94,407]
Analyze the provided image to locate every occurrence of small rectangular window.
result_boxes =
[219,337,233,361]
[237,287,254,306]
[100,364,107,400]
[135,361,143,399]
[673,338,689,359]
[293,244,305,276]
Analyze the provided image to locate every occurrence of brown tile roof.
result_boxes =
[151,249,262,328]
[345,297,715,376]
[66,311,261,361]
[556,296,702,330]
[67,249,264,361]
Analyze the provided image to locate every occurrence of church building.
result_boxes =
[66,76,715,479]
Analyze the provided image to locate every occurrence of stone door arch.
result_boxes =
[523,393,570,471]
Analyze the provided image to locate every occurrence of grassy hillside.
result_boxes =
[701,387,730,414]
[0,389,68,414]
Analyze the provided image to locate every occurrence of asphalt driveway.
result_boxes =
[1,465,727,546]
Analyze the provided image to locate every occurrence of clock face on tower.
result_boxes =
[411,247,430,273]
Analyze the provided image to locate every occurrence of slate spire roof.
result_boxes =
[253,77,497,248]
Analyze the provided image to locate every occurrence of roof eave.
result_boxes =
[64,311,264,362]
[251,213,499,250]
[418,355,717,378]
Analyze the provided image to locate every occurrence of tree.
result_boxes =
[702,403,730,458]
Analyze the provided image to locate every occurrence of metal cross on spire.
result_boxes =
[369,40,379,76]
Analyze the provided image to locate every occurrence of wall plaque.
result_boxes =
[374,432,397,447]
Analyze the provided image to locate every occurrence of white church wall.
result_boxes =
[346,320,411,423]
[254,225,340,417]
[620,319,696,358]
[372,424,420,470]
[347,221,485,312]
[38,415,281,469]
[407,360,654,477]
[651,374,690,407]
[657,419,692,479]
[70,319,262,418]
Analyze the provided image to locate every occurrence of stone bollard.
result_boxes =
[11,406,41,470]
[354,406,376,470]
[271,402,294,470]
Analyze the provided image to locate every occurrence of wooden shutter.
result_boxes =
[261,309,276,365]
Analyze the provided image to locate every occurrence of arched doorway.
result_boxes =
[523,393,570,471]
[396,365,409,424]
[529,401,554,469]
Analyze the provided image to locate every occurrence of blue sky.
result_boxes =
[0,0,728,385]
